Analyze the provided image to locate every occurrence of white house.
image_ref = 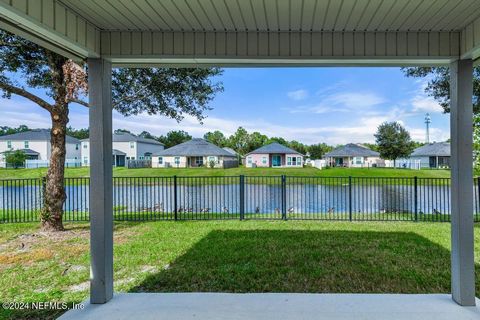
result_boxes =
[0,129,81,163]
[324,143,383,168]
[81,132,164,166]
[152,138,238,168]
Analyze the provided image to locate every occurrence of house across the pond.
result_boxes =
[407,142,450,168]
[81,132,164,167]
[0,129,81,161]
[245,142,304,168]
[324,143,382,168]
[151,138,238,168]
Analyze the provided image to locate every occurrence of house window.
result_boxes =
[83,156,88,164]
[262,156,267,164]
[83,143,87,149]
[174,157,180,165]
[75,144,79,150]
[291,157,297,166]
[131,157,135,160]
[130,142,135,148]
[7,141,11,149]
[193,156,203,166]
[139,156,144,160]
[287,156,292,166]
[354,157,363,165]
[158,157,163,165]
[24,141,29,148]
[208,156,216,163]
[297,157,302,166]
[247,157,252,164]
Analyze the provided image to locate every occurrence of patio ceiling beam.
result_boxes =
[101,31,460,67]
[461,16,480,60]
[450,59,476,306]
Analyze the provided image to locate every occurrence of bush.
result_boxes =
[209,159,216,169]
[5,150,27,169]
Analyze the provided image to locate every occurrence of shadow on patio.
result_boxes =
[130,230,457,294]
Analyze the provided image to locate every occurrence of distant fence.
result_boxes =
[127,159,152,169]
[24,159,82,169]
[223,160,239,169]
[1,176,480,223]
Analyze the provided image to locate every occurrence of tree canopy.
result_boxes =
[374,122,415,165]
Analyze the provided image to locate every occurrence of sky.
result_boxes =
[0,67,449,146]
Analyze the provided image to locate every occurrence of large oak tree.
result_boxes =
[0,30,222,231]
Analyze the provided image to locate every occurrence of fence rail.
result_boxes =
[0,175,479,223]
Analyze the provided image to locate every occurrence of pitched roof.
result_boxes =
[324,143,380,157]
[1,148,39,155]
[154,138,235,157]
[112,149,126,156]
[81,133,164,145]
[112,132,163,145]
[247,142,302,155]
[0,129,80,144]
[411,142,450,157]
[223,147,238,156]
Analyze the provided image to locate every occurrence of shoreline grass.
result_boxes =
[0,220,479,319]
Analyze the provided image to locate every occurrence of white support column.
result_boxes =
[450,59,476,306]
[88,58,113,304]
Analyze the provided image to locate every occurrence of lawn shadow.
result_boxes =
[130,230,468,294]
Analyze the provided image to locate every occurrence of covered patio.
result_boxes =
[0,0,479,318]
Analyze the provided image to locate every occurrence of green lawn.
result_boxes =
[0,220,479,319]
[0,166,451,180]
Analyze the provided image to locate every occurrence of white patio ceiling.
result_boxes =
[1,0,480,66]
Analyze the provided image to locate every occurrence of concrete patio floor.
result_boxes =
[59,293,480,320]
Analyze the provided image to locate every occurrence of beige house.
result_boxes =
[324,143,382,168]
[152,139,238,168]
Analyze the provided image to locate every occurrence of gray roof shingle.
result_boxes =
[0,129,80,144]
[81,133,164,145]
[411,142,450,157]
[324,143,380,157]
[247,142,302,155]
[154,138,236,157]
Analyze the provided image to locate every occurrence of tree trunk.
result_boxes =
[41,108,69,231]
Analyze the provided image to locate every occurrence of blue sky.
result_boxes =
[0,67,449,145]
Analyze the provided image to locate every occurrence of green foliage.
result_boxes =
[0,125,30,136]
[308,143,333,159]
[112,67,224,121]
[66,126,89,139]
[208,159,216,169]
[158,130,192,148]
[204,130,227,147]
[5,150,27,168]
[402,67,480,114]
[227,127,251,155]
[374,122,415,164]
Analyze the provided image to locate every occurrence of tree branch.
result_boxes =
[68,98,90,108]
[0,81,53,112]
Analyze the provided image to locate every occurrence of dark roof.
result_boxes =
[112,149,126,156]
[324,143,380,157]
[113,133,163,145]
[411,142,450,157]
[154,138,236,157]
[247,142,302,155]
[81,133,164,146]
[1,148,39,155]
[0,129,80,144]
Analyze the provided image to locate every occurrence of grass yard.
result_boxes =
[0,166,451,180]
[0,220,479,319]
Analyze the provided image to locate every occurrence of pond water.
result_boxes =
[0,183,462,216]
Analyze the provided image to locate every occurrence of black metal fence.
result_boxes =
[1,175,479,223]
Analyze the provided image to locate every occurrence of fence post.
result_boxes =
[173,175,178,221]
[239,175,245,220]
[348,176,352,221]
[414,176,418,222]
[41,176,47,210]
[281,175,287,220]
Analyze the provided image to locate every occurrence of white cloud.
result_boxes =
[289,91,386,114]
[287,89,308,101]
[411,95,443,113]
